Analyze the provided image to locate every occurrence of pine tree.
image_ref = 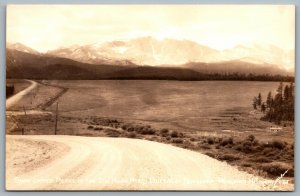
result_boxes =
[277,82,283,92]
[276,82,283,99]
[260,82,294,124]
[266,91,273,108]
[289,82,294,100]
[283,85,289,101]
[274,82,283,106]
[252,97,257,110]
[257,93,262,106]
[261,102,266,113]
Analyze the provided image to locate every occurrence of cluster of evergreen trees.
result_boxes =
[253,82,294,125]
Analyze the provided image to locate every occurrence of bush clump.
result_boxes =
[160,128,169,134]
[170,131,179,138]
[172,138,183,144]
[260,163,294,177]
[197,143,211,150]
[94,127,103,131]
[271,140,286,150]
[160,128,169,137]
[241,140,254,153]
[190,137,196,142]
[219,137,234,146]
[218,154,240,162]
[121,124,129,130]
[138,127,156,135]
[207,137,215,145]
[87,125,94,129]
[246,135,255,142]
[128,132,137,138]
[205,152,215,158]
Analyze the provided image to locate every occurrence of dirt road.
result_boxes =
[6,135,288,191]
[6,80,37,109]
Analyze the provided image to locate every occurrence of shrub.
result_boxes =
[250,157,272,163]
[121,124,128,130]
[218,154,240,162]
[271,140,286,150]
[190,137,196,142]
[94,127,103,131]
[127,127,135,132]
[179,132,184,138]
[207,137,214,145]
[170,131,179,138]
[252,139,259,146]
[227,144,233,148]
[87,125,94,129]
[138,128,156,135]
[219,137,234,146]
[111,124,120,129]
[290,143,294,150]
[172,138,183,144]
[241,141,254,153]
[217,138,223,143]
[160,128,169,134]
[260,163,294,177]
[134,126,143,132]
[128,132,137,138]
[220,139,228,146]
[182,141,193,149]
[228,137,234,145]
[242,163,252,167]
[205,152,215,158]
[234,144,242,151]
[247,135,255,142]
[109,119,119,123]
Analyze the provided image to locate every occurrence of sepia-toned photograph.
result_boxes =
[5,5,295,191]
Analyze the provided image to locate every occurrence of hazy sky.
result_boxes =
[7,5,295,52]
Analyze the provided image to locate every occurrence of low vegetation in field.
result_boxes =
[81,117,294,179]
[7,113,294,180]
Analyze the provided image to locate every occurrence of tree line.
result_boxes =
[105,72,294,82]
[252,82,294,124]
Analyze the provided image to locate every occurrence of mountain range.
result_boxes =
[6,37,294,80]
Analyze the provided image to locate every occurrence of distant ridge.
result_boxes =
[6,48,293,82]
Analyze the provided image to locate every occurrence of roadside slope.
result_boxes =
[6,80,37,109]
[6,135,288,191]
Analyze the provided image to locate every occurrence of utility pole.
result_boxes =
[54,102,58,135]
[23,106,27,116]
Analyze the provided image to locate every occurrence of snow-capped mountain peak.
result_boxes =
[7,42,40,55]
[7,37,294,71]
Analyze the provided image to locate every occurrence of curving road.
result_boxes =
[6,80,37,109]
[5,135,282,191]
